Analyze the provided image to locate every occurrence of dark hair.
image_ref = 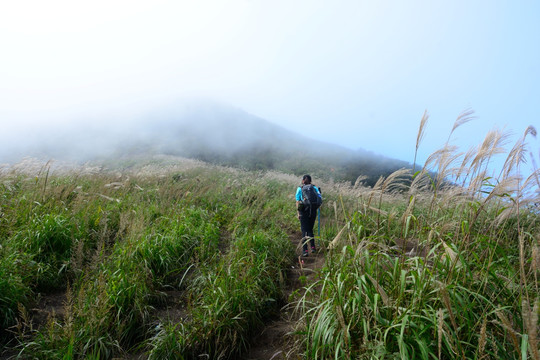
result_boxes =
[302,174,312,184]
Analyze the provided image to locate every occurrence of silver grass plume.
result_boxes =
[447,108,476,145]
[413,110,429,174]
[502,126,537,179]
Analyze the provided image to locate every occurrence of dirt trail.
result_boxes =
[240,232,325,360]
[2,233,325,360]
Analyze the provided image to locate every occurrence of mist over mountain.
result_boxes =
[1,100,413,186]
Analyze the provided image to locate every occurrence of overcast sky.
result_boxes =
[1,0,539,174]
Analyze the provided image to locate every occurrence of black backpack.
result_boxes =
[301,184,322,213]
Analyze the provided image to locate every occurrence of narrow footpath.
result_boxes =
[1,232,325,360]
[240,232,326,360]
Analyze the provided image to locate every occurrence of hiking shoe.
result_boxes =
[302,251,309,257]
[311,246,316,253]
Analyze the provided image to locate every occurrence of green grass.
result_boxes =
[148,230,293,359]
[299,243,534,359]
[1,118,538,360]
[294,122,539,359]
[0,161,298,359]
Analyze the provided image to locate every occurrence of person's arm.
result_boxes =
[295,186,302,201]
[296,187,302,219]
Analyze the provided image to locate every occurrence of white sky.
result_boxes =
[1,0,539,173]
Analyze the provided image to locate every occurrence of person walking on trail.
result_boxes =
[296,174,322,257]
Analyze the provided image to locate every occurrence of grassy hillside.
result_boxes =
[1,120,538,359]
[0,159,302,358]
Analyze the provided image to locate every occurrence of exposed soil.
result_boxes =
[1,232,325,360]
[31,291,67,328]
[240,232,326,360]
[152,289,189,324]
[0,292,68,360]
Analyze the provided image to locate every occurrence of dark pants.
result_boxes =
[299,210,317,252]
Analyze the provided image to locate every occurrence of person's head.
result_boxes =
[302,174,312,185]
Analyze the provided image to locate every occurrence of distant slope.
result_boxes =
[125,101,413,185]
[3,100,413,186]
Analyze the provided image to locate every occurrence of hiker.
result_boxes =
[296,174,322,257]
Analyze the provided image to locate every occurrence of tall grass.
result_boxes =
[0,159,297,359]
[3,124,538,359]
[296,118,539,359]
[148,230,293,359]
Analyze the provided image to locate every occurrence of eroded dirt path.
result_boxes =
[1,232,325,360]
[240,232,326,360]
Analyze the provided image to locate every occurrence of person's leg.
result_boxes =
[299,213,311,254]
[307,214,317,250]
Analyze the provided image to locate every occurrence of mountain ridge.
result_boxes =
[2,101,413,185]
